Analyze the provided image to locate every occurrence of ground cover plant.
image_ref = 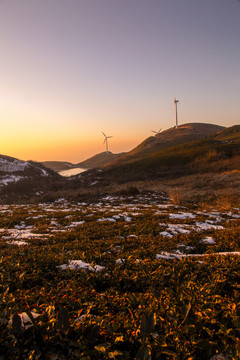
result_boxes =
[0,193,240,360]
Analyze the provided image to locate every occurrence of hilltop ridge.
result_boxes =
[74,123,240,189]
[111,123,225,165]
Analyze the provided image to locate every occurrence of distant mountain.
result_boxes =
[41,161,73,172]
[75,151,126,169]
[41,152,126,173]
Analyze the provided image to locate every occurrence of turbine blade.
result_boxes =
[102,131,106,137]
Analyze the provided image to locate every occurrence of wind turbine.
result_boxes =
[152,128,162,134]
[102,131,113,153]
[174,97,179,128]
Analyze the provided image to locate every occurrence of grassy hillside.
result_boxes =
[113,123,225,165]
[93,125,240,183]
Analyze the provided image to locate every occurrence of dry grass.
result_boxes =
[101,170,240,207]
[2,166,239,207]
[215,193,233,211]
[168,187,182,205]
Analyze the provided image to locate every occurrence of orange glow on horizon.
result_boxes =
[1,131,141,163]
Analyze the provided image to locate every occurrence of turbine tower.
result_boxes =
[174,97,179,128]
[152,128,162,134]
[102,131,113,153]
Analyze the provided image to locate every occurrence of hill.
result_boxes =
[75,151,126,169]
[99,124,237,180]
[73,124,240,198]
[42,152,126,173]
[111,123,225,165]
[0,155,63,203]
[41,161,73,172]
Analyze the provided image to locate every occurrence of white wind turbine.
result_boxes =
[174,97,180,128]
[102,131,113,153]
[152,128,162,134]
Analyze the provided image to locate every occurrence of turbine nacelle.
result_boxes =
[174,97,179,105]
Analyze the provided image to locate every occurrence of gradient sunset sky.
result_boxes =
[1,0,240,163]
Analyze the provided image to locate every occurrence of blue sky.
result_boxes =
[0,0,239,162]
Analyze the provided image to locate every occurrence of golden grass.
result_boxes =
[168,187,182,205]
[99,170,240,207]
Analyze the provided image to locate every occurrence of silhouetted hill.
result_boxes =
[75,151,126,169]
[41,161,73,172]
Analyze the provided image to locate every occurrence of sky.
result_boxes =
[0,0,240,163]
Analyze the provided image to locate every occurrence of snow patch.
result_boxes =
[97,217,116,222]
[0,158,29,172]
[58,260,105,272]
[8,240,28,246]
[169,212,196,219]
[202,236,215,244]
[195,222,224,231]
[0,175,23,186]
[69,221,85,227]
[160,224,191,237]
[9,311,41,330]
[156,251,240,260]
[116,259,126,265]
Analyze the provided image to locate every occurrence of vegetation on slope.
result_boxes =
[94,125,240,183]
[110,123,225,164]
[0,196,240,359]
